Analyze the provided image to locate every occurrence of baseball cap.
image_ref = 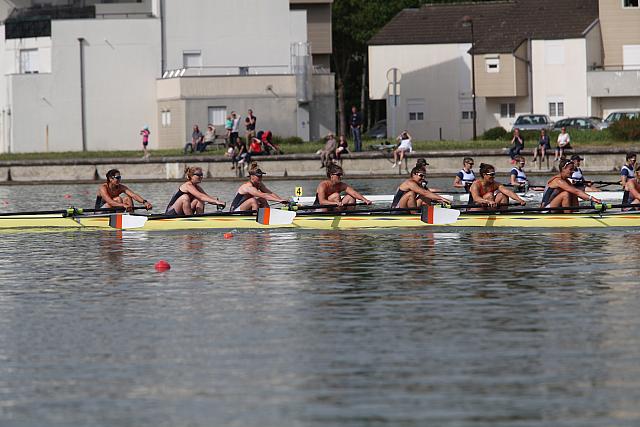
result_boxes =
[570,154,583,161]
[416,157,430,166]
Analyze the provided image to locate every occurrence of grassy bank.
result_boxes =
[0,130,637,161]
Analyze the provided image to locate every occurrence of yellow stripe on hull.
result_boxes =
[2,212,640,231]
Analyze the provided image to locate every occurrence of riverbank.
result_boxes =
[0,145,637,184]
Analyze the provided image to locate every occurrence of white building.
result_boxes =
[368,0,640,140]
[0,0,335,153]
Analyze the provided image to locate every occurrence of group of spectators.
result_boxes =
[508,127,573,164]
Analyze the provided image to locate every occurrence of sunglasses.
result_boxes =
[193,173,204,177]
[484,172,496,177]
[416,173,425,178]
[466,163,474,166]
[113,176,122,180]
[519,162,526,165]
[331,173,343,177]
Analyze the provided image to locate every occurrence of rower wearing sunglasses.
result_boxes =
[165,166,225,215]
[541,159,601,211]
[95,168,153,212]
[391,166,450,209]
[229,162,288,211]
[468,163,526,211]
[313,163,372,211]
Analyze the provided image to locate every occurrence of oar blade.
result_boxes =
[256,208,296,226]
[420,206,460,225]
[108,213,148,229]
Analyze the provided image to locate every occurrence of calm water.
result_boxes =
[1,178,639,427]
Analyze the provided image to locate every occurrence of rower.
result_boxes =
[540,159,602,211]
[621,152,636,205]
[468,163,526,211]
[229,163,288,211]
[509,155,529,192]
[314,163,372,211]
[623,166,640,210]
[620,152,636,186]
[165,166,225,215]
[453,157,476,193]
[569,154,594,192]
[391,166,451,209]
[96,169,152,212]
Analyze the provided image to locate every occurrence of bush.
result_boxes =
[608,118,640,141]
[273,135,304,145]
[481,127,508,140]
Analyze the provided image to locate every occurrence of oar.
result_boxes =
[461,203,613,215]
[256,207,296,225]
[288,202,367,211]
[0,206,137,218]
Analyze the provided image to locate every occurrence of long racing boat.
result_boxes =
[1,207,640,231]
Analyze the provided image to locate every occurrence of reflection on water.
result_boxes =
[0,181,640,426]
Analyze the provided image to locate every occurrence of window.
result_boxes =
[500,103,516,118]
[208,106,226,126]
[623,0,639,8]
[548,101,565,117]
[183,50,202,68]
[20,49,39,74]
[485,57,500,73]
[461,111,475,120]
[545,41,565,65]
[407,99,425,121]
[161,109,171,127]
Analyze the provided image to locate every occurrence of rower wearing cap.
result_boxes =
[453,157,476,193]
[569,154,593,191]
[229,163,288,211]
[468,163,526,211]
[314,163,372,211]
[391,166,451,209]
[540,159,602,211]
[509,155,529,191]
[95,169,152,212]
[165,166,225,215]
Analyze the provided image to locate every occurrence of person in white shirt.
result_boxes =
[554,127,571,161]
[392,131,413,168]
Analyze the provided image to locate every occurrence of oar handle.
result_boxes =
[289,202,369,211]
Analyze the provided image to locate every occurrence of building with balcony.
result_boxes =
[0,0,335,153]
[368,0,640,140]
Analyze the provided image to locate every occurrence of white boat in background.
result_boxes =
[293,190,625,205]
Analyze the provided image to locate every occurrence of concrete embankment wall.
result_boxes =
[0,147,636,183]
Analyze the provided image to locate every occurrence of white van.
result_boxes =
[601,110,640,129]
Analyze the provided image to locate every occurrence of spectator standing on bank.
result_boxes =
[225,114,233,145]
[350,106,363,152]
[230,111,241,147]
[555,127,571,161]
[508,128,524,163]
[246,109,257,143]
[140,125,150,159]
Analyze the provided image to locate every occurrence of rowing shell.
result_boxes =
[1,210,640,231]
[293,190,625,204]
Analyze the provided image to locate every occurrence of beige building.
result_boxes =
[369,0,640,140]
[0,0,335,153]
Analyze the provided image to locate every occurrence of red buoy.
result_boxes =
[154,260,171,271]
[223,232,234,239]
[64,194,72,199]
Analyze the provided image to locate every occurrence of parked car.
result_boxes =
[601,110,640,129]
[553,116,604,131]
[512,114,553,131]
[364,119,387,139]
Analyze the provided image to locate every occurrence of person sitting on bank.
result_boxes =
[554,127,571,161]
[165,166,225,216]
[391,130,412,168]
[508,128,524,163]
[319,133,337,168]
[532,129,550,163]
[96,169,153,212]
[229,163,289,211]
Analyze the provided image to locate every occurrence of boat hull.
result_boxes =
[2,211,640,231]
